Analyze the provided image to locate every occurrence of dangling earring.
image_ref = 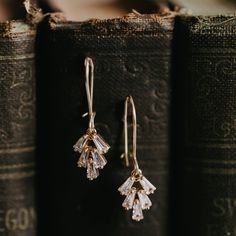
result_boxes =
[118,96,156,221]
[73,57,110,180]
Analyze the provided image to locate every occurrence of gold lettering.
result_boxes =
[18,208,29,230]
[212,198,236,217]
[5,207,36,231]
[29,207,36,228]
[5,209,17,230]
[212,198,226,217]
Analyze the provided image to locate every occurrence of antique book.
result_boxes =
[36,8,176,236]
[0,21,36,235]
[172,15,236,236]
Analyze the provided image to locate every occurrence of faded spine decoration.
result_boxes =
[0,21,36,235]
[174,15,236,236]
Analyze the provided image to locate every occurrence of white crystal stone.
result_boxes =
[132,199,144,221]
[137,190,152,210]
[139,176,156,195]
[73,134,88,153]
[92,134,110,154]
[118,177,135,196]
[87,161,99,180]
[91,150,107,169]
[77,148,89,168]
[122,188,136,210]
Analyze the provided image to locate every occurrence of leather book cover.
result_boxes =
[0,21,36,235]
[36,8,176,236]
[172,15,236,236]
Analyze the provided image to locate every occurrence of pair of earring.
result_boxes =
[73,57,156,222]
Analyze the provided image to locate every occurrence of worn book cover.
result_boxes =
[36,8,176,236]
[172,15,236,236]
[0,21,36,235]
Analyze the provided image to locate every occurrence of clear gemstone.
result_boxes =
[118,177,135,195]
[87,160,99,180]
[77,148,89,168]
[91,150,107,169]
[137,190,152,210]
[132,199,144,221]
[139,176,156,195]
[122,188,136,210]
[73,134,88,153]
[92,134,110,154]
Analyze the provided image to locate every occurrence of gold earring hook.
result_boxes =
[84,57,95,129]
[122,95,140,172]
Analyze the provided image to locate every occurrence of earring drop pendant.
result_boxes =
[74,128,110,180]
[73,57,110,180]
[118,169,156,221]
[118,96,156,221]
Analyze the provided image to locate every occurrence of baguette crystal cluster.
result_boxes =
[118,171,156,221]
[73,128,110,180]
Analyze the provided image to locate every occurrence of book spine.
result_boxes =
[37,13,174,236]
[0,22,36,235]
[173,15,236,236]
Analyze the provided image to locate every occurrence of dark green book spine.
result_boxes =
[0,21,36,235]
[173,15,236,236]
[37,12,175,236]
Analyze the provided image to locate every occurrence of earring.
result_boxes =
[118,96,156,221]
[73,57,110,180]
